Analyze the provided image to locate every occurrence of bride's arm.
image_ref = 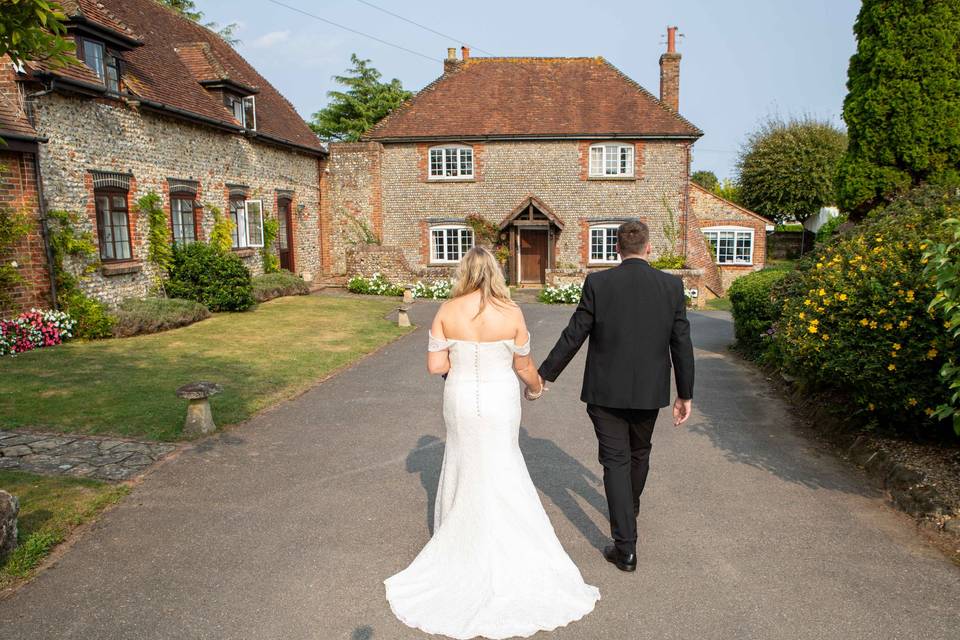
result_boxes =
[427,310,451,375]
[511,314,542,394]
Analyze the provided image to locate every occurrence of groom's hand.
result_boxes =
[673,398,692,426]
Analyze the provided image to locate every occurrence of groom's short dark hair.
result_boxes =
[617,220,649,255]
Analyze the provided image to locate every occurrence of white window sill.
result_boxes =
[587,175,635,181]
[588,261,621,266]
[428,177,476,182]
[717,262,754,267]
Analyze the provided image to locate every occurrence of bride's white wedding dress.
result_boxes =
[384,333,600,639]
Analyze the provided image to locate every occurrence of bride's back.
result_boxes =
[438,291,523,343]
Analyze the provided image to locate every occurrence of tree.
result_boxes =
[735,116,847,224]
[691,170,720,192]
[837,0,960,220]
[715,179,742,205]
[0,0,75,70]
[310,54,412,141]
[158,0,240,47]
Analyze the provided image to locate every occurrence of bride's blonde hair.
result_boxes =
[451,246,513,315]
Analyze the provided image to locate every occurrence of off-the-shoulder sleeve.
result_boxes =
[428,331,451,352]
[512,333,531,356]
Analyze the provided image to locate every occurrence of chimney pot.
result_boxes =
[447,48,456,60]
[659,26,681,112]
[461,46,470,61]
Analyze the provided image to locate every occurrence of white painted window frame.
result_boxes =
[428,145,474,180]
[588,143,635,177]
[242,95,256,130]
[589,224,621,264]
[230,198,265,249]
[430,224,474,263]
[702,226,754,265]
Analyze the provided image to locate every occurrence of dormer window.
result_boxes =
[429,145,473,180]
[588,143,635,177]
[77,38,120,92]
[224,93,256,130]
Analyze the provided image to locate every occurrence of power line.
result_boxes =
[266,0,441,63]
[352,0,494,56]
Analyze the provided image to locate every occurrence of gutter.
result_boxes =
[0,131,48,144]
[364,133,703,144]
[33,150,58,310]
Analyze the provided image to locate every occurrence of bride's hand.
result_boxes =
[524,379,546,401]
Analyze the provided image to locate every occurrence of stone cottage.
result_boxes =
[0,0,325,313]
[325,28,768,298]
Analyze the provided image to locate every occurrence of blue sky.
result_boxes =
[203,0,860,180]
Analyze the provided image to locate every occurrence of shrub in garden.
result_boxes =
[539,283,583,304]
[924,217,960,434]
[112,297,211,337]
[774,186,957,434]
[252,271,311,302]
[0,309,75,356]
[167,242,255,312]
[728,269,789,359]
[347,273,405,296]
[412,280,451,299]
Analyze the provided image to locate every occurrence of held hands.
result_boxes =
[672,397,692,427]
[524,375,547,401]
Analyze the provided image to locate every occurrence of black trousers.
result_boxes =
[587,403,659,555]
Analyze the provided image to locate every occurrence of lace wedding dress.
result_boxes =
[384,333,600,639]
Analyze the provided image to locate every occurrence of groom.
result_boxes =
[538,220,694,572]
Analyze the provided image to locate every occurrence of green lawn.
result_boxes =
[705,297,733,311]
[0,295,410,441]
[0,470,129,589]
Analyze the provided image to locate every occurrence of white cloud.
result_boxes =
[251,30,290,49]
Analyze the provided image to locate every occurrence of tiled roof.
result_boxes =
[366,57,702,142]
[0,95,38,139]
[60,0,141,42]
[31,0,322,154]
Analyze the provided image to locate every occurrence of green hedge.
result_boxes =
[112,297,210,337]
[728,269,789,358]
[166,243,255,312]
[773,186,957,435]
[252,271,310,302]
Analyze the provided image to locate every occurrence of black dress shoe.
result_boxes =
[603,544,637,572]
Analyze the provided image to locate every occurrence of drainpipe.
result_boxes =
[682,143,691,258]
[23,80,59,309]
[33,152,58,310]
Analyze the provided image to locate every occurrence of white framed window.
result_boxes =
[224,94,256,129]
[589,224,620,263]
[702,226,754,265]
[430,225,474,263]
[229,198,265,248]
[429,145,473,179]
[80,39,105,80]
[588,143,635,177]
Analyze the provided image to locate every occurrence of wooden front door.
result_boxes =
[519,229,548,284]
[277,199,293,271]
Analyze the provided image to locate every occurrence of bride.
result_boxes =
[384,247,600,639]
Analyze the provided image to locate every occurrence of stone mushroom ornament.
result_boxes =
[176,382,223,437]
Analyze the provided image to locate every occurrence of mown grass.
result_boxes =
[0,470,129,589]
[0,295,410,441]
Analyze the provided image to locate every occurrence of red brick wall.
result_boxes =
[0,150,49,314]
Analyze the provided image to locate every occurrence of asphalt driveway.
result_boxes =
[1,302,958,639]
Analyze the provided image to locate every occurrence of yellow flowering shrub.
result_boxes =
[774,187,957,433]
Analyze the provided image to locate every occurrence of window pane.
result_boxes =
[105,57,119,92]
[112,195,126,211]
[277,204,289,250]
[444,149,457,177]
[717,231,735,263]
[243,96,256,130]
[246,200,263,247]
[230,199,245,247]
[432,229,444,261]
[430,149,443,176]
[605,228,618,261]
[604,145,618,174]
[459,148,473,176]
[735,232,752,262]
[590,147,603,176]
[83,41,105,79]
[620,146,633,175]
[590,229,603,260]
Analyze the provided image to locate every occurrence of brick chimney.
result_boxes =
[461,46,470,61]
[659,26,681,112]
[444,47,459,74]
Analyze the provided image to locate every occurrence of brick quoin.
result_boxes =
[0,151,49,314]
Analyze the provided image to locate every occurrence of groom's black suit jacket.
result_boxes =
[538,258,694,410]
